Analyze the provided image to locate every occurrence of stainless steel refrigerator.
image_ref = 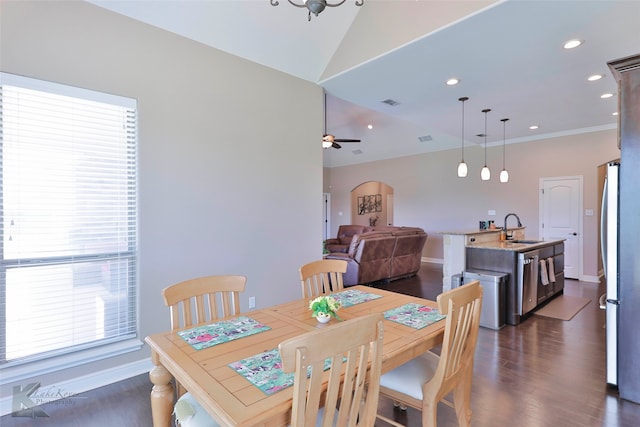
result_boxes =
[607,53,640,405]
[600,161,619,387]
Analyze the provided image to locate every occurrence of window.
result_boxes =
[0,73,138,370]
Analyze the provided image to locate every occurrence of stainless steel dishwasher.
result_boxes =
[518,249,539,315]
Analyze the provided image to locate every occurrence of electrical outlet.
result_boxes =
[249,296,256,309]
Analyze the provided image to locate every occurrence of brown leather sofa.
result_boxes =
[324,225,427,286]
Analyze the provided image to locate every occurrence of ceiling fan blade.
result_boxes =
[332,142,342,149]
[333,138,361,143]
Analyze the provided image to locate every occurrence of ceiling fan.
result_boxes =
[322,92,361,149]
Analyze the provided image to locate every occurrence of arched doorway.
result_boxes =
[350,181,394,227]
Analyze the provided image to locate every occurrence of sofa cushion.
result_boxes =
[390,233,427,279]
[325,242,349,253]
[391,227,424,236]
[347,231,393,257]
[336,225,367,242]
[354,237,395,284]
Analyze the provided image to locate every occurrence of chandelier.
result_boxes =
[270,0,364,21]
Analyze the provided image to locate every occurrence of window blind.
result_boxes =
[0,72,138,366]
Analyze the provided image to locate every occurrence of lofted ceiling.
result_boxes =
[87,0,640,167]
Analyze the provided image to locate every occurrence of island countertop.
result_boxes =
[467,238,565,252]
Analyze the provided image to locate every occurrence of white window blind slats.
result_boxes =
[0,72,138,366]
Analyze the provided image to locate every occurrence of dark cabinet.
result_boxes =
[466,241,564,325]
[536,243,565,304]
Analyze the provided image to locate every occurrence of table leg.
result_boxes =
[149,356,175,427]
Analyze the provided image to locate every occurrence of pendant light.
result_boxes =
[500,118,510,183]
[457,97,469,177]
[480,108,491,181]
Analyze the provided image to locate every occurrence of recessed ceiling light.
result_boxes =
[601,93,614,99]
[446,78,459,86]
[613,112,619,116]
[529,125,539,130]
[367,124,373,130]
[588,74,604,81]
[563,39,583,49]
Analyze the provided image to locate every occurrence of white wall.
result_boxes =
[327,130,620,279]
[0,0,322,397]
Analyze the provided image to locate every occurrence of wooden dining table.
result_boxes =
[145,285,445,427]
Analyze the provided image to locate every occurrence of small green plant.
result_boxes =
[309,295,341,319]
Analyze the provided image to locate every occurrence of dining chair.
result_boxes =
[376,280,483,427]
[162,274,246,427]
[279,313,384,427]
[299,259,348,299]
[162,274,247,331]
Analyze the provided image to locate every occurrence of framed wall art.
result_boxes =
[357,194,382,215]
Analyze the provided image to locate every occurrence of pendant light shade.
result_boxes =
[458,161,468,178]
[500,118,510,183]
[480,108,491,181]
[481,166,491,180]
[457,97,469,177]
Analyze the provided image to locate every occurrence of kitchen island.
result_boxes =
[466,239,565,325]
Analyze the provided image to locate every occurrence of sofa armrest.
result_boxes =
[325,238,341,245]
[325,253,359,286]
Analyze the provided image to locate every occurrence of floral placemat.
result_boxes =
[177,316,271,351]
[384,303,445,329]
[229,348,334,396]
[331,289,382,307]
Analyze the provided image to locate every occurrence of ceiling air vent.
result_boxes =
[381,98,400,106]
[418,135,433,143]
[352,149,363,155]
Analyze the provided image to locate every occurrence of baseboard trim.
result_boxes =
[580,274,601,284]
[421,257,443,264]
[0,358,153,417]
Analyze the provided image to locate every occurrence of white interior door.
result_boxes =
[540,176,583,279]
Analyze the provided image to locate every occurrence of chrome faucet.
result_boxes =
[503,213,522,240]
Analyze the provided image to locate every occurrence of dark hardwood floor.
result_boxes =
[3,262,639,427]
